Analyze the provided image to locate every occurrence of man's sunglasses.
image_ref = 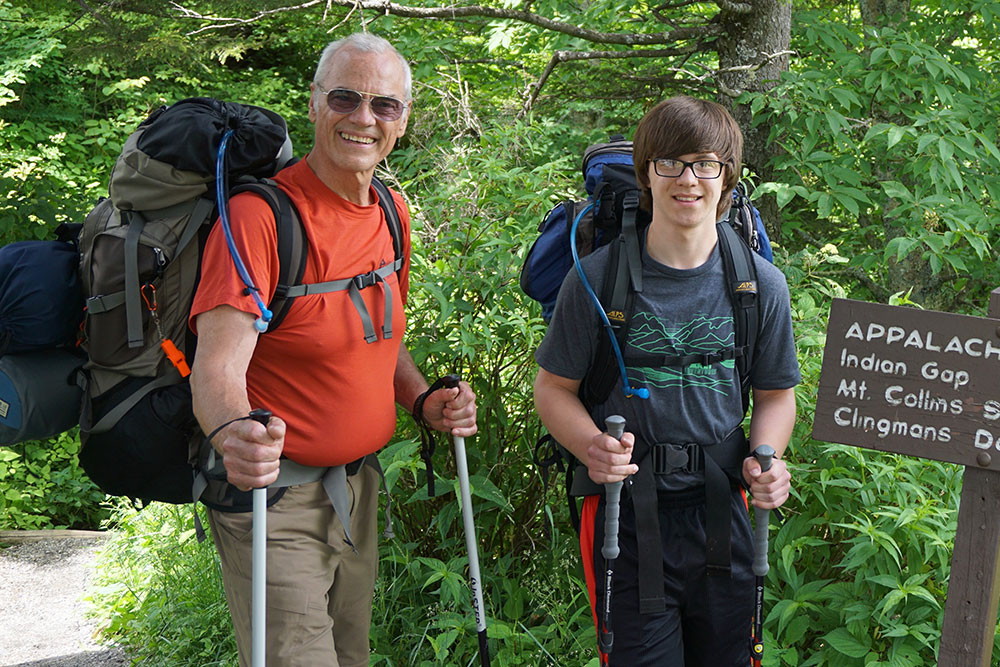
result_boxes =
[317,87,408,122]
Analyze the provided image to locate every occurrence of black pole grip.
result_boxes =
[751,444,776,577]
[248,408,272,426]
[601,415,625,561]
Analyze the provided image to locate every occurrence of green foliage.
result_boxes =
[747,3,1000,312]
[0,431,109,530]
[366,110,604,664]
[760,262,961,665]
[88,502,237,666]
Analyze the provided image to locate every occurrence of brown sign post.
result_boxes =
[813,291,1000,666]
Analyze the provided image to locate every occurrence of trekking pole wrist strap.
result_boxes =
[205,412,266,446]
[411,374,461,499]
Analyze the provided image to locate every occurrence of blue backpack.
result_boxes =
[520,134,773,406]
[520,135,772,323]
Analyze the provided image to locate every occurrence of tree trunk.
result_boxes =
[716,0,792,240]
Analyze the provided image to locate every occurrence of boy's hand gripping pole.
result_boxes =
[751,444,775,667]
[443,376,491,667]
[599,415,626,664]
[249,408,272,667]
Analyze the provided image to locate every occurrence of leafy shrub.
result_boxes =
[0,430,109,530]
[88,502,237,666]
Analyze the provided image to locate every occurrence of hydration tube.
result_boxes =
[570,204,649,400]
[216,129,273,333]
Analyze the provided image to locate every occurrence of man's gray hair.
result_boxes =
[313,33,412,101]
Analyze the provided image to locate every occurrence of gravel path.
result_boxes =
[0,533,128,667]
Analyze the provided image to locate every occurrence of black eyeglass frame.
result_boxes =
[316,86,410,121]
[651,158,727,180]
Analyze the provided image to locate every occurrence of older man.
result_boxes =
[190,33,477,666]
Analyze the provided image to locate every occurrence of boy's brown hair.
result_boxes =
[632,96,744,219]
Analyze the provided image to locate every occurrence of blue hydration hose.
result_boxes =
[570,204,649,400]
[216,129,272,333]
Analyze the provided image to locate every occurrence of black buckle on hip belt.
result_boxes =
[650,442,704,475]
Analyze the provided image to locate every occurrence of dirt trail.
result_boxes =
[0,532,127,667]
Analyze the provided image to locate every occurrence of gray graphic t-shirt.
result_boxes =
[536,234,801,490]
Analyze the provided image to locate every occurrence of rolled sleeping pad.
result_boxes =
[0,349,84,445]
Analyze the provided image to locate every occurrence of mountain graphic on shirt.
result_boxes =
[626,311,734,394]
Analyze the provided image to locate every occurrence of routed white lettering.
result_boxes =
[904,329,924,349]
[975,429,995,450]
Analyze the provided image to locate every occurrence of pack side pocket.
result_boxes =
[84,220,180,370]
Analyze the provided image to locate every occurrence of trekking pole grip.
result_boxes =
[602,415,626,560]
[751,445,776,577]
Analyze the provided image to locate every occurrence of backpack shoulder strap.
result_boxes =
[580,225,637,409]
[716,221,760,415]
[228,180,307,332]
[231,178,405,342]
[371,177,404,271]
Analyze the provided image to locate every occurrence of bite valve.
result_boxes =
[625,386,650,399]
[254,317,269,333]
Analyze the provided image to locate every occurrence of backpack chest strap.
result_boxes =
[623,346,747,370]
[276,257,403,343]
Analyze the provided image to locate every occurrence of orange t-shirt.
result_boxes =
[190,159,411,466]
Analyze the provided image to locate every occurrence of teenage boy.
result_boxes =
[534,96,799,666]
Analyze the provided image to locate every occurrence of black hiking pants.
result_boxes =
[585,486,754,666]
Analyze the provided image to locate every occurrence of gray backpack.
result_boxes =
[76,97,403,507]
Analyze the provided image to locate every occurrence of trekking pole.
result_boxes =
[248,408,272,667]
[750,444,776,667]
[442,376,491,667]
[599,415,626,666]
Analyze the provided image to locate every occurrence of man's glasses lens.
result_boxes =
[653,159,725,179]
[325,88,405,121]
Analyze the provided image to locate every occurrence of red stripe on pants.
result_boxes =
[579,494,606,664]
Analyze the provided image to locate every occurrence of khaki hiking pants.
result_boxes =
[208,464,379,667]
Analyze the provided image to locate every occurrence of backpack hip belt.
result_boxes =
[194,450,395,547]
[570,427,749,614]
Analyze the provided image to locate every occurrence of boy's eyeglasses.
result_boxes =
[317,87,408,122]
[651,158,726,179]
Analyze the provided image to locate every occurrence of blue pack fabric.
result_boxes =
[520,137,772,322]
[0,350,84,445]
[0,240,84,355]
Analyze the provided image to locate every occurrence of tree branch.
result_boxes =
[518,46,707,118]
[716,50,795,97]
[169,0,327,34]
[171,0,715,45]
[76,0,113,29]
[714,0,753,14]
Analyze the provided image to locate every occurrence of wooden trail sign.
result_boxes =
[813,291,1000,666]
